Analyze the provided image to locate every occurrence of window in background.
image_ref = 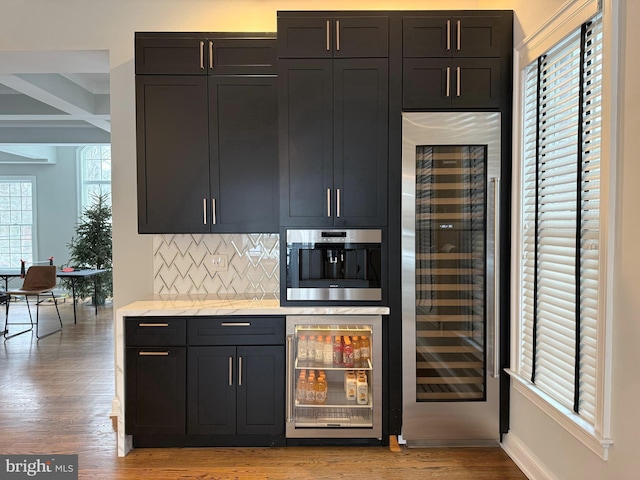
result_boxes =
[518,13,603,430]
[0,177,35,268]
[79,145,111,212]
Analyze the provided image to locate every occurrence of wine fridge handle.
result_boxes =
[490,177,500,379]
[286,334,294,422]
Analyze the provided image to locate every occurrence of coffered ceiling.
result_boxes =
[0,50,110,164]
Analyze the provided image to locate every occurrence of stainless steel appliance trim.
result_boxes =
[286,228,382,244]
[199,41,205,69]
[401,112,501,443]
[287,287,381,302]
[286,334,294,422]
[490,176,501,379]
[138,323,169,327]
[139,351,169,356]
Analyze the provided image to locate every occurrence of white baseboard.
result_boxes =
[502,432,559,480]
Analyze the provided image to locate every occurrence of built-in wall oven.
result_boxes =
[282,229,383,304]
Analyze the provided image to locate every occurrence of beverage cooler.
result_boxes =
[285,315,382,440]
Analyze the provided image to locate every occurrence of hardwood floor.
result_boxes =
[0,300,527,479]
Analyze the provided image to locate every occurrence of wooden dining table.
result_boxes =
[0,268,107,324]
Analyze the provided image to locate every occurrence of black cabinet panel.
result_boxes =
[279,59,334,227]
[125,346,186,435]
[333,59,388,226]
[278,16,388,58]
[188,346,236,435]
[236,346,285,435]
[403,58,501,110]
[136,76,210,233]
[209,76,279,232]
[125,317,187,346]
[403,15,503,58]
[210,38,277,74]
[136,38,206,75]
[188,316,285,346]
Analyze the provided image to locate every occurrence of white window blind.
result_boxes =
[520,13,602,425]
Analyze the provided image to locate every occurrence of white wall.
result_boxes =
[2,1,638,478]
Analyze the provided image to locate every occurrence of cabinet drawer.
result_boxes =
[125,317,187,346]
[188,316,285,346]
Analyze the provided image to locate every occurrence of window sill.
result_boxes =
[506,369,613,460]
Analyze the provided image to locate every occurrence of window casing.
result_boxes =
[512,9,612,458]
[79,145,111,212]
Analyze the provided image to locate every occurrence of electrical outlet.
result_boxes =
[211,254,228,271]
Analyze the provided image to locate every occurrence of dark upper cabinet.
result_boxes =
[135,34,279,234]
[403,15,503,58]
[278,16,388,58]
[403,57,502,109]
[279,58,388,227]
[135,35,277,75]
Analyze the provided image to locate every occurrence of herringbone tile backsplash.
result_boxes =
[153,234,279,295]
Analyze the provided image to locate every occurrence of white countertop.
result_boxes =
[116,293,390,317]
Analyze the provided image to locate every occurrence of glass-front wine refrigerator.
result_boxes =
[401,112,502,445]
[285,315,382,440]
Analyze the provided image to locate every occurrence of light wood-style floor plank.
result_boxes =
[0,300,527,479]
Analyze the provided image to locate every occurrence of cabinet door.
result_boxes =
[333,17,389,58]
[279,59,333,227]
[403,16,451,58]
[135,37,207,75]
[209,76,279,233]
[136,76,210,233]
[187,346,236,435]
[125,347,186,435]
[236,346,285,436]
[402,58,452,110]
[278,16,388,58]
[451,58,502,109]
[277,17,333,58]
[333,59,388,227]
[210,38,277,74]
[453,16,503,58]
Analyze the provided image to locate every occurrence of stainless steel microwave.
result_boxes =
[283,228,383,303]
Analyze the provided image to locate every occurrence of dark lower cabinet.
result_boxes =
[188,345,285,436]
[125,346,186,436]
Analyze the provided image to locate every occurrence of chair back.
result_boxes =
[22,265,57,292]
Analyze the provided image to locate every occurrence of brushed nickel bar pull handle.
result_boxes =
[138,323,169,327]
[327,188,331,217]
[457,20,461,51]
[456,67,461,97]
[446,20,451,51]
[336,20,340,51]
[203,198,207,224]
[199,41,205,69]
[446,67,451,97]
[228,356,233,386]
[212,198,217,225]
[238,356,243,386]
[326,20,330,51]
[336,188,341,218]
[220,322,251,327]
[209,41,214,69]
[489,177,501,379]
[139,351,169,356]
[286,335,294,422]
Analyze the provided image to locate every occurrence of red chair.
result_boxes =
[3,265,63,340]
